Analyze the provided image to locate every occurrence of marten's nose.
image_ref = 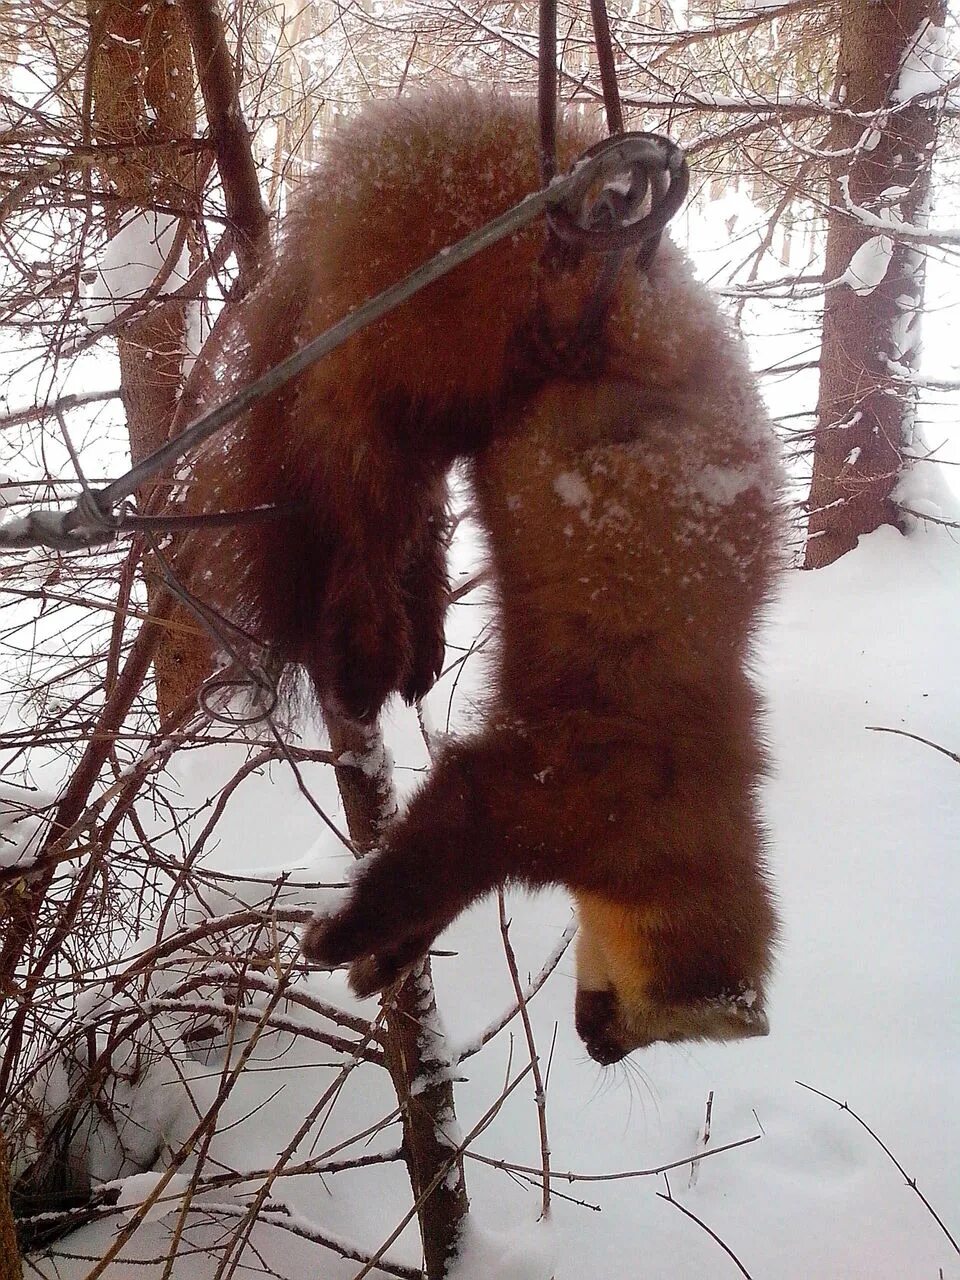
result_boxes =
[575,987,628,1065]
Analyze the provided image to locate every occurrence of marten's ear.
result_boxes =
[574,894,771,1064]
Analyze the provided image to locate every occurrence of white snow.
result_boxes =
[0,780,53,868]
[447,1216,556,1280]
[689,461,761,506]
[21,1007,199,1189]
[893,425,960,526]
[892,21,949,104]
[82,211,191,327]
[841,234,894,297]
[115,1172,193,1224]
[837,175,960,243]
[551,470,593,514]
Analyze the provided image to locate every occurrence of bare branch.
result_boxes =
[498,890,551,1218]
[0,390,121,431]
[797,1081,960,1256]
[180,0,269,279]
[658,1179,755,1280]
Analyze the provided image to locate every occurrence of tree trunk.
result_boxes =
[324,710,470,1279]
[804,0,946,569]
[0,1132,23,1280]
[88,0,210,722]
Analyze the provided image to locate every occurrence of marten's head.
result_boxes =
[573,892,773,1064]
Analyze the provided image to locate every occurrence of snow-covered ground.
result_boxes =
[30,518,960,1280]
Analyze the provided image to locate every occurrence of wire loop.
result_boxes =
[547,132,690,256]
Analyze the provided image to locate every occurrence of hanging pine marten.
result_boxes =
[188,90,783,1064]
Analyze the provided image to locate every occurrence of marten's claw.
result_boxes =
[328,651,402,725]
[348,931,434,997]
[324,588,415,721]
[400,646,444,706]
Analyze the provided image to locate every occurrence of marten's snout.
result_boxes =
[575,987,629,1065]
[574,891,775,1063]
[576,981,770,1064]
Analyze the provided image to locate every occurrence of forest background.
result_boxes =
[0,2,958,1277]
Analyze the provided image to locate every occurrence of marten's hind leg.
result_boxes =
[317,540,415,722]
[298,459,449,721]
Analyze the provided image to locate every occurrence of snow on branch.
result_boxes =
[836,174,960,243]
[840,234,894,296]
[892,19,950,106]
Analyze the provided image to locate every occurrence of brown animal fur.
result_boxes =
[186,90,783,1062]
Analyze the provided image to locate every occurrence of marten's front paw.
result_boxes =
[301,904,380,969]
[302,909,433,998]
[348,931,435,997]
[300,868,418,974]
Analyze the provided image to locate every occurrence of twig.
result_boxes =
[658,1179,754,1280]
[688,1089,714,1190]
[455,915,578,1061]
[178,1148,405,1193]
[198,1202,422,1280]
[113,908,322,986]
[896,506,960,532]
[0,389,120,431]
[796,1081,959,1256]
[466,1131,762,1184]
[864,726,960,766]
[181,0,268,279]
[498,891,551,1219]
[142,998,381,1064]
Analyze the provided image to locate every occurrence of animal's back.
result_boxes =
[473,242,782,723]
